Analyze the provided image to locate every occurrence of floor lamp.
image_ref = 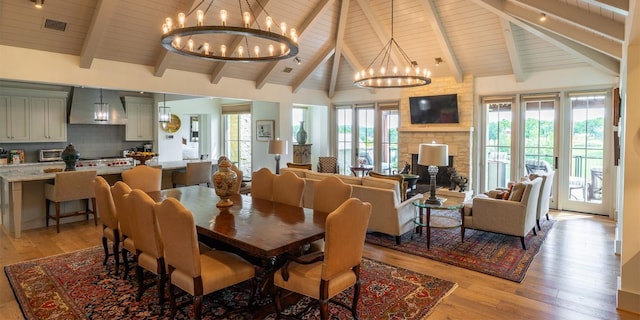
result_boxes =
[418,142,449,205]
[268,138,287,174]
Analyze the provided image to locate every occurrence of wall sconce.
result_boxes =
[30,0,44,9]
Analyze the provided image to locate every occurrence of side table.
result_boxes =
[350,165,373,176]
[412,197,464,249]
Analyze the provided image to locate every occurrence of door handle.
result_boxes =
[554,156,558,170]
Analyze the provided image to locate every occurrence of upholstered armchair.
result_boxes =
[529,170,554,230]
[317,156,339,173]
[462,177,542,249]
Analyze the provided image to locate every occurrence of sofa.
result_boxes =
[280,168,422,244]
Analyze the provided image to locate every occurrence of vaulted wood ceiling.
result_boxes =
[0,0,627,97]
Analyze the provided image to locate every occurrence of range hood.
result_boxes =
[68,87,128,125]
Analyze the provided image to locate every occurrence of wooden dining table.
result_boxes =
[147,186,328,261]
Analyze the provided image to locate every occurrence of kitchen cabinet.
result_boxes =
[0,95,30,142]
[125,96,154,141]
[29,97,67,142]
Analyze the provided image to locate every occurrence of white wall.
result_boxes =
[252,101,280,172]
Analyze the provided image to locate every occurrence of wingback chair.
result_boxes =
[462,177,542,249]
[317,156,339,173]
[122,165,162,192]
[93,176,122,275]
[273,198,372,319]
[251,167,275,201]
[529,170,555,230]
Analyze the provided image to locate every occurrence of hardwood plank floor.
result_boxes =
[0,211,638,319]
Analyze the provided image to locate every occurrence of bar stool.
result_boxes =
[172,161,212,187]
[44,170,98,233]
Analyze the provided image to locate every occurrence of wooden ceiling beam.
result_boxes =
[255,0,334,89]
[499,19,525,82]
[582,0,629,16]
[292,45,335,93]
[418,0,463,83]
[329,0,350,98]
[154,0,198,77]
[354,0,403,68]
[80,0,119,69]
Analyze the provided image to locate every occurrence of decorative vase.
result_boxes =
[61,144,79,171]
[296,121,307,144]
[212,158,237,207]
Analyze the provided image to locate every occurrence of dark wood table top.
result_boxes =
[147,186,327,259]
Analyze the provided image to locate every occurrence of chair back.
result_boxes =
[522,177,542,230]
[93,176,118,229]
[286,162,312,170]
[313,175,352,213]
[154,198,201,278]
[186,161,212,186]
[111,182,133,237]
[530,170,554,220]
[129,189,164,259]
[317,156,339,173]
[230,164,243,194]
[368,171,405,201]
[273,171,305,207]
[251,168,275,201]
[122,165,162,192]
[322,198,372,280]
[51,170,97,201]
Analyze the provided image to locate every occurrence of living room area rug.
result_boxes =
[5,246,456,319]
[366,211,555,282]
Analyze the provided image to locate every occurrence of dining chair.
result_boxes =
[251,167,275,201]
[308,176,353,252]
[128,189,167,307]
[93,176,122,275]
[172,161,212,187]
[121,165,162,192]
[273,198,372,319]
[154,198,257,319]
[44,170,98,233]
[230,163,243,194]
[272,171,305,207]
[111,181,135,279]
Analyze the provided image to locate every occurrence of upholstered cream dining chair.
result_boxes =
[230,163,243,194]
[273,198,372,319]
[172,161,212,187]
[128,189,167,307]
[111,181,134,279]
[44,170,98,233]
[154,198,256,319]
[93,176,122,275]
[272,171,305,207]
[251,167,275,201]
[308,175,353,252]
[121,165,162,192]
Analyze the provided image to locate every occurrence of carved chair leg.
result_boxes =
[532,227,537,236]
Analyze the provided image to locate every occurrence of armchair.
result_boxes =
[462,177,542,249]
[529,170,554,230]
[317,156,339,173]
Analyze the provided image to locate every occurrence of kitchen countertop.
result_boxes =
[0,159,214,183]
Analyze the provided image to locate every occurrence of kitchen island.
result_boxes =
[0,159,215,238]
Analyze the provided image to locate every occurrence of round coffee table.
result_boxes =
[412,197,464,249]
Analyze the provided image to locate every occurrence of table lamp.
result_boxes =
[268,138,287,174]
[418,142,449,205]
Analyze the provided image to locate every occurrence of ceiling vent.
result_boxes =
[283,67,293,73]
[43,18,67,32]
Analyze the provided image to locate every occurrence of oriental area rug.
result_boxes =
[5,246,456,320]
[366,211,555,282]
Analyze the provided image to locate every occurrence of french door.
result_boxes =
[335,103,399,175]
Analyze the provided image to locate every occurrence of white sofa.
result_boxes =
[280,168,422,244]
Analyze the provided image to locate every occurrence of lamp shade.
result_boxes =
[268,139,287,155]
[417,143,448,166]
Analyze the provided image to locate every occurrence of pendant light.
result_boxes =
[159,93,172,123]
[94,88,109,122]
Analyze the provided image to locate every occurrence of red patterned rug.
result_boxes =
[366,210,554,282]
[5,246,456,319]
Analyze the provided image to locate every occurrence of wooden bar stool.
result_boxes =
[44,170,98,233]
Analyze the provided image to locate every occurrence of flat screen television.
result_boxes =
[409,94,459,124]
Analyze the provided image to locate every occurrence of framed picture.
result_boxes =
[256,120,275,141]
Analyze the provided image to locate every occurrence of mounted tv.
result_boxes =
[409,94,459,124]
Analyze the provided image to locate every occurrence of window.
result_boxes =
[222,104,252,176]
[483,97,513,190]
[292,106,308,144]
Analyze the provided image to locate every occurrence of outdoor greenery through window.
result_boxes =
[485,99,513,190]
[222,111,252,177]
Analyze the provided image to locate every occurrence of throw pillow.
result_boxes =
[508,182,527,202]
[502,184,515,200]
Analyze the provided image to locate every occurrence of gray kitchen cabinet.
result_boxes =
[0,95,30,142]
[125,96,153,141]
[29,97,67,142]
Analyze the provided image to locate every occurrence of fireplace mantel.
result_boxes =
[398,126,474,133]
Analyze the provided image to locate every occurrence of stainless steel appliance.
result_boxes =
[39,149,63,162]
[143,143,153,152]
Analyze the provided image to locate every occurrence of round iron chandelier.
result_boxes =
[161,0,299,62]
[354,0,431,88]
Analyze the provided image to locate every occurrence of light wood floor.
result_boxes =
[1,211,638,320]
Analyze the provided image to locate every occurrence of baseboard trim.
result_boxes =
[617,288,640,314]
